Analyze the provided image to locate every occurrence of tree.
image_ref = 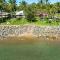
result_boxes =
[38,0,48,4]
[7,0,16,18]
[8,0,16,12]
[19,0,27,11]
[0,0,3,10]
[26,6,36,22]
[38,0,43,4]
[13,0,16,11]
[55,2,60,13]
[3,0,7,11]
[46,0,49,4]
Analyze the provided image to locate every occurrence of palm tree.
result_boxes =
[19,0,27,11]
[21,1,27,7]
[3,0,6,18]
[46,0,49,4]
[13,0,16,17]
[0,0,3,10]
[8,0,17,17]
[55,2,60,13]
[8,0,16,11]
[13,0,16,11]
[38,0,43,4]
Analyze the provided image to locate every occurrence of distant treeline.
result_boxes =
[0,0,60,22]
[0,0,60,13]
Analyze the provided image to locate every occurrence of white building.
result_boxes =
[16,11,25,18]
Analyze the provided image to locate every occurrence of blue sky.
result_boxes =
[16,0,60,4]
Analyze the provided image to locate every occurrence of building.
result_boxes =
[16,11,25,18]
[0,11,10,19]
[36,10,48,19]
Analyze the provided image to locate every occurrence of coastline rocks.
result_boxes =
[0,25,60,40]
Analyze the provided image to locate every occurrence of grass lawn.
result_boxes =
[0,41,60,60]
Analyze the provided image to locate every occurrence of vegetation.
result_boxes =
[0,0,60,25]
[1,18,59,26]
[0,1,60,60]
[3,18,29,25]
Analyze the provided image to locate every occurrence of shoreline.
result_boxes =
[0,25,60,41]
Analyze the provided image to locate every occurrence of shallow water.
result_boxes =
[0,41,60,60]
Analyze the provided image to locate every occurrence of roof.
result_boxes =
[0,12,9,15]
[0,12,9,18]
[16,11,24,16]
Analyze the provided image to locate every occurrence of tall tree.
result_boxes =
[13,0,16,11]
[55,2,60,13]
[3,0,7,11]
[18,0,28,11]
[46,0,49,4]
[0,0,3,10]
[8,0,16,12]
[38,0,43,4]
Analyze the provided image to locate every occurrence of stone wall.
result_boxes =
[0,25,60,40]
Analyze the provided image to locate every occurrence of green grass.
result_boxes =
[0,42,60,60]
[4,18,30,25]
[34,20,60,26]
[1,18,60,26]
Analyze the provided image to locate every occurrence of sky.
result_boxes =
[16,0,60,4]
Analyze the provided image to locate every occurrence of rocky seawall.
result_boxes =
[0,25,60,41]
